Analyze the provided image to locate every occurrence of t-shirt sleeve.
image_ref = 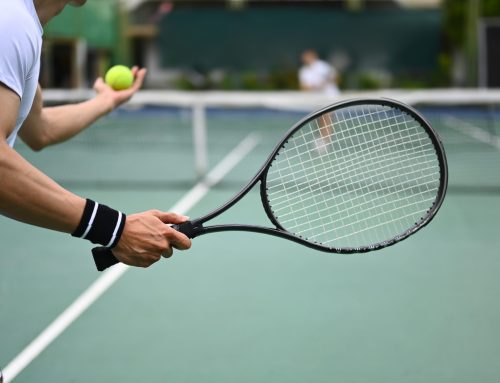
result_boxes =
[318,62,333,79]
[0,21,35,98]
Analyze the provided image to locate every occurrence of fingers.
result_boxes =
[161,246,173,258]
[111,209,191,269]
[130,68,147,92]
[164,225,192,250]
[149,211,192,248]
[112,249,162,268]
[138,253,162,268]
[150,210,189,224]
[93,77,107,93]
[94,77,105,87]
[95,66,146,95]
[109,67,146,104]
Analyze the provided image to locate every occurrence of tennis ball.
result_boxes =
[105,65,134,90]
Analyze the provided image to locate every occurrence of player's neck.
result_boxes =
[32,0,65,26]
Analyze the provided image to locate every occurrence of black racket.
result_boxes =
[92,98,448,271]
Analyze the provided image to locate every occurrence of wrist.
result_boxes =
[93,93,116,116]
[72,199,126,247]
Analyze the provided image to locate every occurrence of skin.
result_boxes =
[0,0,191,267]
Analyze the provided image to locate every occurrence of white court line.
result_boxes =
[443,115,500,150]
[1,133,261,383]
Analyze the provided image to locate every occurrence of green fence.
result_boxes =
[44,0,119,49]
[159,8,442,75]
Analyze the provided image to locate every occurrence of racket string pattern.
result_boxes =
[264,104,442,250]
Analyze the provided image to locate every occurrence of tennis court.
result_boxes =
[1,95,500,382]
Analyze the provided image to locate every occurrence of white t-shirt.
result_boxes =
[299,60,339,96]
[0,0,43,147]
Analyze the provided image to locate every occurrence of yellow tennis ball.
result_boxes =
[105,65,134,90]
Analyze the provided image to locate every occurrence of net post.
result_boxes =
[192,102,208,178]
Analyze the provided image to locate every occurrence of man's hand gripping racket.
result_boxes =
[92,98,448,271]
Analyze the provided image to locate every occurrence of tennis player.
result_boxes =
[299,49,340,152]
[0,0,191,268]
[299,49,340,96]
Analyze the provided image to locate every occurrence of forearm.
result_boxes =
[40,95,113,147]
[21,69,147,151]
[0,141,85,232]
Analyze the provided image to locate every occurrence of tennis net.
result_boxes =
[37,88,500,194]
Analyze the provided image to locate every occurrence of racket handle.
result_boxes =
[92,247,119,271]
[91,221,200,271]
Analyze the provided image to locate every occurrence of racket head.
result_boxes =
[260,98,447,253]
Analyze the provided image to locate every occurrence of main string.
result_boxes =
[265,104,441,249]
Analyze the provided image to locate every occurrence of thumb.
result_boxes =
[150,211,190,224]
[93,77,108,92]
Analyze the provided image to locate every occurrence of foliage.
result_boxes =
[174,69,299,91]
[443,0,500,48]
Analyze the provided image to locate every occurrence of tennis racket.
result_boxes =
[92,98,448,271]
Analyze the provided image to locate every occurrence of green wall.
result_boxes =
[158,8,442,75]
[44,0,119,49]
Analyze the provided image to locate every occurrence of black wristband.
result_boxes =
[72,199,126,248]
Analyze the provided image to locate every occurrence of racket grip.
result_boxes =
[92,221,199,271]
[92,247,119,271]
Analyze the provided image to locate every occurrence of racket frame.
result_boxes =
[176,97,448,253]
[93,97,448,271]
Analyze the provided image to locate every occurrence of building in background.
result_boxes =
[41,0,124,88]
[42,0,499,91]
[127,0,444,90]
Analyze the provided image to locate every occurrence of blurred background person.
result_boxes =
[299,49,340,97]
[299,49,339,151]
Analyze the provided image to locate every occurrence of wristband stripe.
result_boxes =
[72,199,96,238]
[81,202,99,239]
[72,199,126,248]
[105,211,123,248]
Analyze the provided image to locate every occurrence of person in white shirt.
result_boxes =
[299,49,340,96]
[299,50,340,151]
[0,0,191,269]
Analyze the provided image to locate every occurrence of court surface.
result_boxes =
[1,105,500,383]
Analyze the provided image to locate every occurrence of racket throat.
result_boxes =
[173,220,204,239]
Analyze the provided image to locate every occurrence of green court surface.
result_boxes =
[1,106,500,382]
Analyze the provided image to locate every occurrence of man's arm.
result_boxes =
[0,79,191,267]
[0,84,86,231]
[19,67,147,151]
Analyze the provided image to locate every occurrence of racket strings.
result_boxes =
[265,104,441,249]
[316,108,434,244]
[275,174,438,223]
[267,148,437,202]
[269,148,439,208]
[269,113,435,188]
[271,123,437,203]
[274,162,435,243]
[271,113,427,165]
[270,133,435,192]
[290,190,437,239]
